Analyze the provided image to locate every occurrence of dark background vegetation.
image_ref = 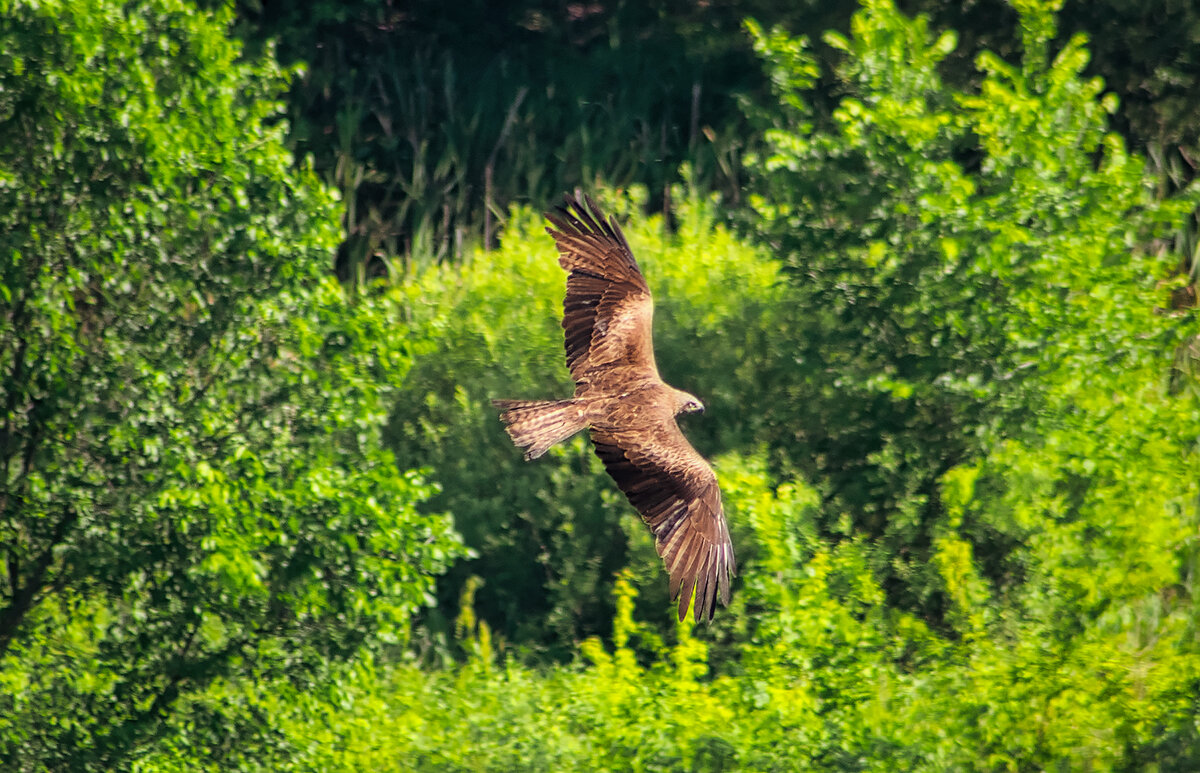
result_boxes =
[3,0,1200,769]
[224,0,1199,276]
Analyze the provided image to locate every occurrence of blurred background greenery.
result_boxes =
[3,0,1200,769]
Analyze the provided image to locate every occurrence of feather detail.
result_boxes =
[492,399,589,460]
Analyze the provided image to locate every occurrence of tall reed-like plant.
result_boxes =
[240,1,770,280]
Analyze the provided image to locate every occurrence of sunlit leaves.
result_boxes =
[742,0,1198,628]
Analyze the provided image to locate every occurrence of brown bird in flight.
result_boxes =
[493,193,735,622]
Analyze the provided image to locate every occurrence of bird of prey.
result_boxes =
[493,193,735,622]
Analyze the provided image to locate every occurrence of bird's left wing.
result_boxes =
[590,421,736,622]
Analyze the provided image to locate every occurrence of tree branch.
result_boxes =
[0,506,77,659]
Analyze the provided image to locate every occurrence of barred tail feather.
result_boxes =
[492,399,589,460]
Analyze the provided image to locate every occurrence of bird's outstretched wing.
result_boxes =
[544,193,659,388]
[591,422,736,622]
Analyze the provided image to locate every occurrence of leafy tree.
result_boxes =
[901,0,1200,184]
[743,0,1195,622]
[208,0,1200,283]
[0,0,464,767]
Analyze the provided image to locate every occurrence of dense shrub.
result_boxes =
[141,416,1200,770]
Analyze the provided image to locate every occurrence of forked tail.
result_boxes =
[492,398,589,460]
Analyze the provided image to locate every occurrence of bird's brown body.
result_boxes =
[493,193,735,622]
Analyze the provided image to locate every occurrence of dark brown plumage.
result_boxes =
[493,192,735,622]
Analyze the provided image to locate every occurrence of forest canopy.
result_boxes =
[2,0,1200,770]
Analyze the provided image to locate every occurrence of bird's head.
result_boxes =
[672,389,705,416]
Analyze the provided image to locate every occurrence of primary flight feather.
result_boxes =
[493,193,735,622]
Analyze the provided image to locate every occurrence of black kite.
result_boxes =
[493,193,735,622]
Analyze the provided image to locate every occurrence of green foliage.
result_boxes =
[386,188,785,652]
[222,0,1200,282]
[0,0,463,767]
[743,0,1197,622]
[8,0,1200,770]
[902,0,1200,185]
[900,373,1200,769]
[140,415,1200,769]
